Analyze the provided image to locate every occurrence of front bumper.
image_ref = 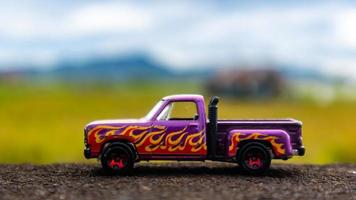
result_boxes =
[84,147,91,159]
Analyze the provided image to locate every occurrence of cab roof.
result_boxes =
[162,94,204,101]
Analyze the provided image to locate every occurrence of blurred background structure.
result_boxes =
[0,0,356,164]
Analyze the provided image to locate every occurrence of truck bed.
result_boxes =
[210,118,303,155]
[215,118,301,137]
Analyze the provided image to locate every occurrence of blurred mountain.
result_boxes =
[50,54,175,81]
[2,53,212,82]
[0,53,343,84]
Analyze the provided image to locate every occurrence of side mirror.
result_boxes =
[193,114,199,120]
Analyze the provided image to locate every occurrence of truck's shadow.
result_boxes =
[90,164,300,178]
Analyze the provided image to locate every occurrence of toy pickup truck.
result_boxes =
[84,94,305,174]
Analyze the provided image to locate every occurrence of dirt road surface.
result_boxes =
[0,162,355,200]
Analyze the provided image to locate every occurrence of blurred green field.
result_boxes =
[0,81,355,164]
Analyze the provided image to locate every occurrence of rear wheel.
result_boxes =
[101,143,134,174]
[237,142,271,174]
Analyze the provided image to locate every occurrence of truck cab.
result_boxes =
[84,94,305,174]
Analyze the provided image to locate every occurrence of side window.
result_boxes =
[157,101,198,121]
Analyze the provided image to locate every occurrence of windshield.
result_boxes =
[143,99,165,120]
[157,103,173,121]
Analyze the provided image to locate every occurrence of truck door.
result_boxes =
[150,100,207,158]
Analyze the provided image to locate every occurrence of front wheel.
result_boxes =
[101,144,134,174]
[237,142,272,174]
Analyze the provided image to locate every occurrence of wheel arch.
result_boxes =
[228,129,292,159]
[100,139,138,160]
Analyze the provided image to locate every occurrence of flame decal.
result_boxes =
[228,132,286,157]
[88,125,126,143]
[87,125,206,154]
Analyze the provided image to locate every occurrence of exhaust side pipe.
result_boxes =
[208,96,219,158]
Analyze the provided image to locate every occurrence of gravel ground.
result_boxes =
[0,162,355,200]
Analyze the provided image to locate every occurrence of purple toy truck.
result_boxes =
[84,94,305,174]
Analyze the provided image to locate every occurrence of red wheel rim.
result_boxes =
[107,152,128,170]
[244,149,264,169]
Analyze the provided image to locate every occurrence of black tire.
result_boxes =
[101,143,135,174]
[237,142,272,174]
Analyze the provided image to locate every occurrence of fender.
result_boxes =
[227,129,292,159]
[87,125,153,156]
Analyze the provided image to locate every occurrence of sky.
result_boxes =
[1,0,356,79]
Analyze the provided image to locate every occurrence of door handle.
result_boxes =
[188,123,199,128]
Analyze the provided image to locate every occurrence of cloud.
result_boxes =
[0,0,356,79]
[0,1,154,39]
[68,3,153,35]
[333,9,356,48]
